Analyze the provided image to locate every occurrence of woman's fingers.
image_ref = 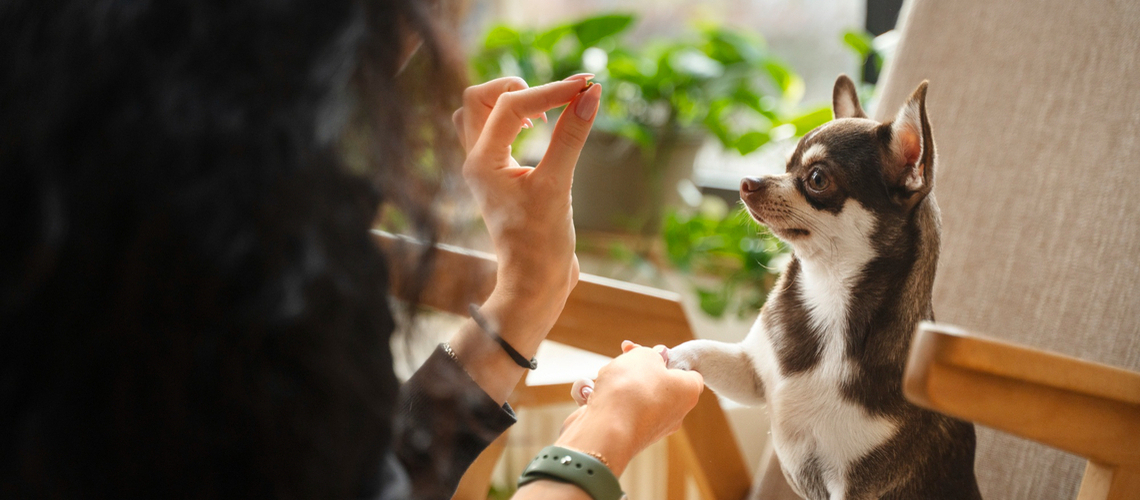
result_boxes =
[668,368,705,412]
[460,77,529,153]
[621,340,640,353]
[470,78,591,165]
[455,108,544,153]
[571,378,594,406]
[536,82,600,186]
[676,369,704,393]
[620,341,669,365]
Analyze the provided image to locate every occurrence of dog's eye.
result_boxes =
[808,169,830,192]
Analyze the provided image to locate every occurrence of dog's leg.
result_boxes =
[668,339,765,405]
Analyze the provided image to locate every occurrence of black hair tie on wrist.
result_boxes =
[469,303,538,370]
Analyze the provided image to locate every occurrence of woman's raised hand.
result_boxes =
[445,76,601,406]
[454,75,600,334]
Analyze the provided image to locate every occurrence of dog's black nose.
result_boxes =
[741,176,764,193]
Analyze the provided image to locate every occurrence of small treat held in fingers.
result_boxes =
[580,81,595,93]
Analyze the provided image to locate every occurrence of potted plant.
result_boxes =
[471,14,830,234]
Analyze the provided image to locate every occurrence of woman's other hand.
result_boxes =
[554,342,705,477]
[454,75,600,331]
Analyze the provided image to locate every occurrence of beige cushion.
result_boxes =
[873,0,1140,498]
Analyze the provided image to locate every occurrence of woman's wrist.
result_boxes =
[514,478,595,499]
[554,408,637,477]
[445,285,568,405]
[482,278,568,351]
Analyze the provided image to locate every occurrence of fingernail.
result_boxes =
[523,118,534,129]
[657,346,669,365]
[575,84,600,121]
[563,73,595,82]
[540,111,548,123]
[581,386,592,400]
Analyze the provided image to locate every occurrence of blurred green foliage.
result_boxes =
[662,202,787,318]
[469,16,885,320]
[841,29,881,104]
[842,30,875,61]
[470,13,831,157]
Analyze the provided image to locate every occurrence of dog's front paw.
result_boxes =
[667,340,702,372]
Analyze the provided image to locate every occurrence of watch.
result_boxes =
[517,446,624,500]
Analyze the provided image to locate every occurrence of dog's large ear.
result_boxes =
[832,74,867,119]
[883,81,934,209]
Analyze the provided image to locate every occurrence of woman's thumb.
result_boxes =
[537,83,601,185]
[571,378,594,406]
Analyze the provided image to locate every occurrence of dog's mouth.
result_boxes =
[773,227,811,238]
[744,206,811,239]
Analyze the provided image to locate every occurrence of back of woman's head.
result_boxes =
[0,1,461,497]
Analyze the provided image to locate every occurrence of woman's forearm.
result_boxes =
[447,288,563,405]
[512,480,595,499]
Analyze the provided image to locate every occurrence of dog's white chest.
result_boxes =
[765,239,897,499]
[767,359,897,499]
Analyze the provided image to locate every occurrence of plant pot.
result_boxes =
[572,131,705,234]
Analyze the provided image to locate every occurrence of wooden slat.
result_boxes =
[1077,462,1140,500]
[682,389,751,499]
[547,275,694,356]
[904,323,1140,468]
[377,232,498,316]
[375,230,752,500]
[667,435,689,500]
[375,231,694,352]
[911,324,1140,406]
[510,382,575,409]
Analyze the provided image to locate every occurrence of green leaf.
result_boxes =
[535,25,572,52]
[703,113,733,148]
[764,61,804,103]
[731,87,764,114]
[842,30,875,59]
[704,28,765,65]
[572,14,635,47]
[606,53,648,79]
[734,131,770,155]
[484,25,521,50]
[782,106,832,136]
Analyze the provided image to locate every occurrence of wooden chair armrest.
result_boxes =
[374,231,694,353]
[903,322,1140,467]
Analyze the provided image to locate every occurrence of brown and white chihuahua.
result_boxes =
[668,75,981,500]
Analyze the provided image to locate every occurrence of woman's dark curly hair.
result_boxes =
[0,0,464,497]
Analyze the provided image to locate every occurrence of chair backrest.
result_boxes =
[874,0,1140,497]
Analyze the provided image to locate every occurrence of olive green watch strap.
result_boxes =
[517,446,624,500]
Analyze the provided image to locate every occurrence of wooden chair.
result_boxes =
[904,324,1140,500]
[754,0,1140,498]
[376,232,753,500]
